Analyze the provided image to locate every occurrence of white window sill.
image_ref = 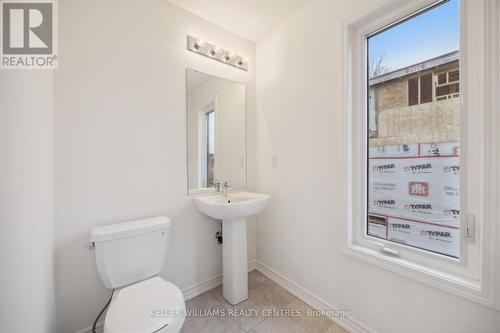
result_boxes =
[342,243,500,310]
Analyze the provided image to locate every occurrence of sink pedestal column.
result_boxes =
[222,218,248,305]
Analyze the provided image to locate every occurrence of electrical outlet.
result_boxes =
[272,152,278,167]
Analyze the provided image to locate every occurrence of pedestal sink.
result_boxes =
[193,192,270,305]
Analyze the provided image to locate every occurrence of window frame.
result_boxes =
[198,101,216,189]
[205,110,216,187]
[340,0,500,310]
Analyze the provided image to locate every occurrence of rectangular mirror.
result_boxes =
[186,69,246,193]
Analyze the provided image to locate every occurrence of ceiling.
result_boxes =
[171,0,307,42]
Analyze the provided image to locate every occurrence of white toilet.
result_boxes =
[91,216,186,333]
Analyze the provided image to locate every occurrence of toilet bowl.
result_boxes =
[104,277,185,333]
[91,216,185,333]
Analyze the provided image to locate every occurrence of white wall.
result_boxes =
[54,1,256,332]
[0,70,56,332]
[255,2,500,333]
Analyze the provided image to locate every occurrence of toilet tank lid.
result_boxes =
[91,216,171,243]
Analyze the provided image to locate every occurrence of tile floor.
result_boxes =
[181,271,349,333]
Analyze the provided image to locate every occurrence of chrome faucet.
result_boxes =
[211,179,220,190]
[222,181,230,197]
[212,179,230,197]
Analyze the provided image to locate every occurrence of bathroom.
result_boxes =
[0,0,499,332]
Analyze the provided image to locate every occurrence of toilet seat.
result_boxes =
[104,276,186,333]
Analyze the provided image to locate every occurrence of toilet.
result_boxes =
[91,216,185,333]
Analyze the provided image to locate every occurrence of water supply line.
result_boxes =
[92,290,114,333]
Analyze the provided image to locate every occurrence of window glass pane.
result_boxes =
[436,84,451,97]
[420,73,433,104]
[207,111,215,154]
[438,73,447,84]
[448,70,459,82]
[408,77,419,106]
[367,0,460,258]
[206,111,215,186]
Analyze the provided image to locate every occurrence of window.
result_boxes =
[407,73,439,106]
[408,77,418,105]
[435,68,460,101]
[206,110,215,187]
[344,0,500,309]
[438,73,447,84]
[367,0,460,258]
[420,73,433,103]
[448,70,459,82]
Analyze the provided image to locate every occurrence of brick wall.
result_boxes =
[369,98,459,146]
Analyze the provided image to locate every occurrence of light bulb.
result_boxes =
[224,52,233,62]
[210,46,220,57]
[193,39,204,50]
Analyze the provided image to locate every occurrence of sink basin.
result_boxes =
[193,191,270,305]
[193,192,270,220]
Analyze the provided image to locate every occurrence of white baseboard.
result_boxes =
[183,259,257,301]
[74,259,258,333]
[248,259,257,271]
[255,260,377,333]
[182,272,222,301]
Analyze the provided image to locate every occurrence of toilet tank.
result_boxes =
[91,216,171,289]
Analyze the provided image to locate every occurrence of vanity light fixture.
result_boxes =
[187,35,248,71]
